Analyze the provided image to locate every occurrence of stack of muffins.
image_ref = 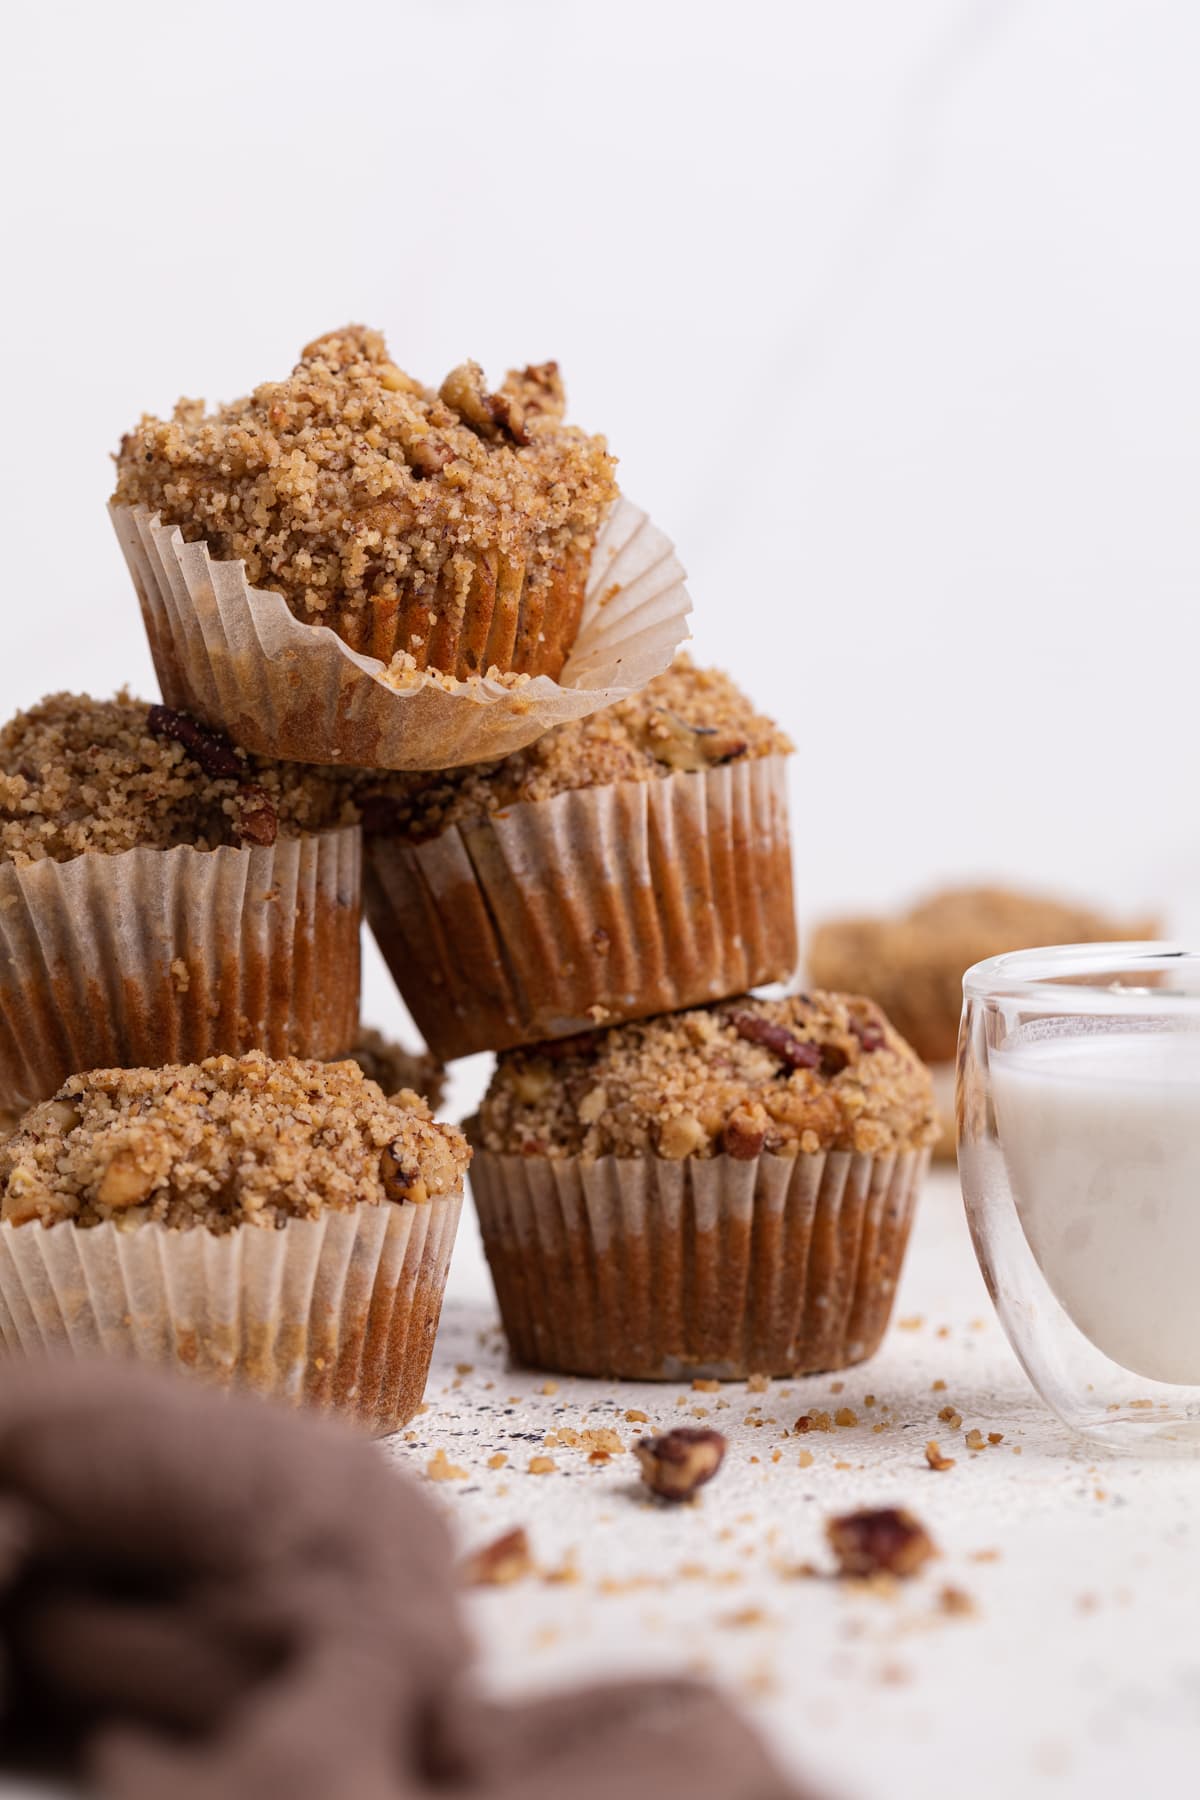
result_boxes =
[0,324,936,1434]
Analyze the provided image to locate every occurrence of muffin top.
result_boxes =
[344,1027,446,1113]
[808,885,1159,1065]
[0,692,355,867]
[356,657,792,841]
[472,993,936,1161]
[0,1052,470,1232]
[113,325,617,639]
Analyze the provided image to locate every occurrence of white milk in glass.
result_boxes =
[991,1026,1200,1384]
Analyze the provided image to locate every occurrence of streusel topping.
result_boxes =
[472,993,936,1161]
[344,1028,445,1112]
[356,657,792,840]
[0,1052,469,1232]
[0,692,355,866]
[808,885,1158,1065]
[113,326,617,636]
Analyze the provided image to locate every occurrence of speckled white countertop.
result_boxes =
[388,1167,1200,1800]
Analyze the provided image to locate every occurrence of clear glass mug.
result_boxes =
[958,943,1200,1454]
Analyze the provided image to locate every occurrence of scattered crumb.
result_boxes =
[798,1450,815,1469]
[747,1373,770,1394]
[938,1406,962,1428]
[925,1440,955,1472]
[931,1379,946,1392]
[461,1527,532,1587]
[938,1585,977,1618]
[528,1455,557,1475]
[625,1409,649,1423]
[426,1449,469,1482]
[692,1378,721,1393]
[487,1452,508,1470]
[835,1407,858,1428]
[898,1316,924,1331]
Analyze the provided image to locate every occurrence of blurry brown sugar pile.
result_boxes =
[113,326,617,682]
[808,884,1159,1156]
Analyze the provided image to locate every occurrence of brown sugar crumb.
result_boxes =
[355,657,791,840]
[0,1052,468,1232]
[426,1449,469,1483]
[939,1406,963,1429]
[342,1026,445,1111]
[528,1455,557,1476]
[461,1527,533,1587]
[835,1408,859,1428]
[988,1432,1004,1445]
[0,692,353,867]
[634,1428,727,1502]
[114,327,618,682]
[965,1429,987,1452]
[808,885,1157,1066]
[826,1508,937,1579]
[931,1379,947,1392]
[625,1409,650,1424]
[487,1453,508,1471]
[795,1412,834,1434]
[925,1441,956,1472]
[798,1450,815,1469]
[938,1585,977,1618]
[476,992,936,1162]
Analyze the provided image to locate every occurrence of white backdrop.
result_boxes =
[4,0,1198,1071]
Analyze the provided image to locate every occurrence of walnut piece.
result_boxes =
[826,1507,937,1579]
[380,1146,429,1205]
[460,1526,533,1587]
[645,708,749,773]
[635,1427,726,1501]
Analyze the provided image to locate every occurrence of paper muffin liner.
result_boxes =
[363,755,798,1061]
[0,1192,462,1436]
[0,827,361,1114]
[470,1147,928,1380]
[109,497,692,770]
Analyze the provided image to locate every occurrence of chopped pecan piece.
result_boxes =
[728,1010,821,1071]
[634,1427,726,1502]
[233,785,278,848]
[850,1016,886,1053]
[826,1507,937,1579]
[380,1146,429,1205]
[722,1105,767,1160]
[645,709,749,773]
[460,1526,533,1587]
[147,704,244,780]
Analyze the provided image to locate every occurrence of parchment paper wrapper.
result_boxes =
[110,497,692,769]
[0,1192,461,1436]
[0,827,361,1113]
[471,1147,928,1380]
[364,756,797,1061]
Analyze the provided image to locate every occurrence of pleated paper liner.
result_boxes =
[109,496,692,770]
[0,1193,462,1436]
[363,755,798,1062]
[0,827,361,1114]
[470,1148,928,1380]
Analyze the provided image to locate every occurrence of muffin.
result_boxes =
[0,691,361,1112]
[113,325,617,684]
[344,1027,446,1112]
[358,658,798,1060]
[807,885,1159,1156]
[468,992,936,1379]
[0,1052,469,1432]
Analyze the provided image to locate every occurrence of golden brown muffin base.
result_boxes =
[470,1147,927,1379]
[0,1192,461,1436]
[0,829,361,1113]
[364,757,798,1061]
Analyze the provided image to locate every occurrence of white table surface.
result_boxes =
[386,1166,1200,1800]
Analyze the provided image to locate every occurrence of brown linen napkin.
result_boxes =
[0,1359,806,1800]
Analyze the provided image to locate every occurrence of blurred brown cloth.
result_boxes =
[0,1360,805,1800]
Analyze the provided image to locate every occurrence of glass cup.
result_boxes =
[958,942,1200,1454]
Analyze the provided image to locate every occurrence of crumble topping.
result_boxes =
[344,1027,445,1111]
[472,992,936,1160]
[0,693,354,866]
[808,885,1158,1065]
[354,657,792,840]
[0,1052,469,1232]
[113,326,617,673]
